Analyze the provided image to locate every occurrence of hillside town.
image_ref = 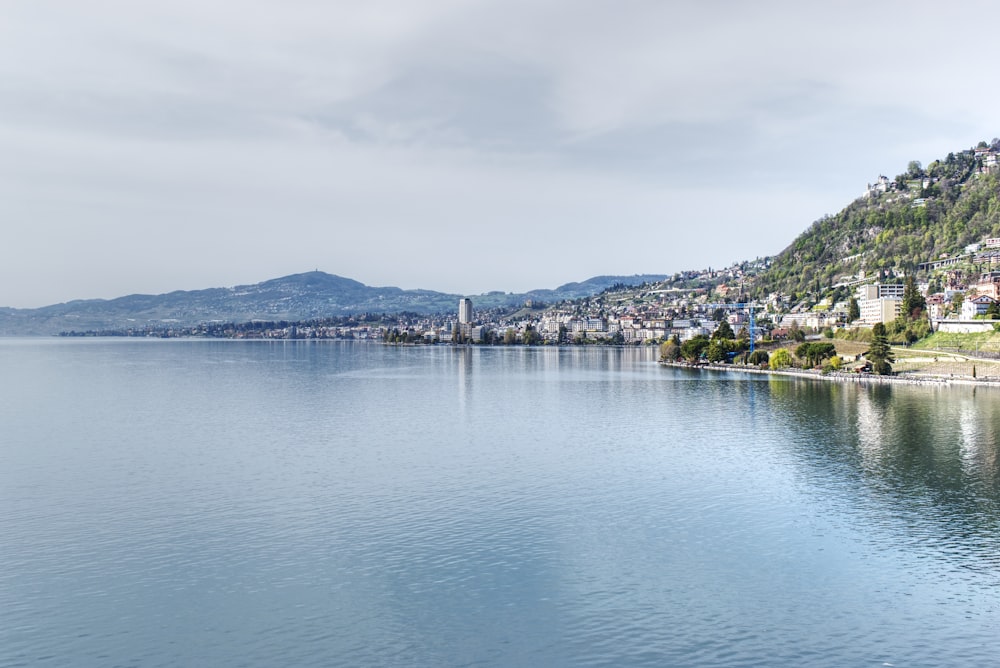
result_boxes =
[135,235,990,349]
[76,225,1000,350]
[56,141,1000,357]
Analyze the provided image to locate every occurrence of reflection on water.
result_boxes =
[2,341,1000,667]
[765,375,1000,583]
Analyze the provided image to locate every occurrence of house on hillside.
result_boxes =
[961,295,997,319]
[984,152,999,174]
[926,294,946,320]
[864,175,894,198]
[972,271,1000,300]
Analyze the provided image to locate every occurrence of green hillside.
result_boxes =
[754,141,1000,299]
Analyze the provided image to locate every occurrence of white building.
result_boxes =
[857,283,904,325]
[858,283,906,300]
[962,295,997,319]
[860,298,901,325]
[864,175,893,198]
[458,298,473,324]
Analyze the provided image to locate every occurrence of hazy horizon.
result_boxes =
[4,1,1000,307]
[1,268,678,310]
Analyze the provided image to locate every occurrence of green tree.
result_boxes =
[795,341,836,367]
[769,348,793,370]
[706,339,726,363]
[864,322,895,375]
[747,350,770,366]
[901,275,926,320]
[680,335,710,362]
[847,297,860,323]
[712,320,735,340]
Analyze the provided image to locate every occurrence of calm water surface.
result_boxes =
[3,339,1000,667]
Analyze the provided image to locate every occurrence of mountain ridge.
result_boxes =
[0,271,669,336]
[8,139,999,336]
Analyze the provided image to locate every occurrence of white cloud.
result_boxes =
[2,0,999,306]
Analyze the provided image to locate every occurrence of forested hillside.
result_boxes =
[755,141,1000,299]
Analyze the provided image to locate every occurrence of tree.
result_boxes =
[901,275,926,320]
[659,340,680,362]
[986,300,1000,320]
[747,350,769,366]
[864,322,895,375]
[795,341,836,367]
[769,348,793,370]
[794,342,810,362]
[706,339,726,363]
[712,320,735,340]
[788,321,806,342]
[847,297,860,323]
[680,335,710,362]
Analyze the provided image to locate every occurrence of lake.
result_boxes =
[3,339,1000,667]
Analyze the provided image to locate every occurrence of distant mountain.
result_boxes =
[522,275,669,302]
[0,271,668,335]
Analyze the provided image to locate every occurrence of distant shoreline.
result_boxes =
[657,360,1000,388]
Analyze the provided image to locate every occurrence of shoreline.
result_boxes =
[657,360,1000,388]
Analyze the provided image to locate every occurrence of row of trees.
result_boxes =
[660,319,897,376]
[658,319,754,364]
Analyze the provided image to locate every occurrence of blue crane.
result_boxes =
[700,302,762,354]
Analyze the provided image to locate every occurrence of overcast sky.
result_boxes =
[3,1,999,307]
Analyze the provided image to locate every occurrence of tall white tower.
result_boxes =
[458,298,473,324]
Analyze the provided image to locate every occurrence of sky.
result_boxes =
[3,0,1000,308]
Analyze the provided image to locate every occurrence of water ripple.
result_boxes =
[4,342,1000,666]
